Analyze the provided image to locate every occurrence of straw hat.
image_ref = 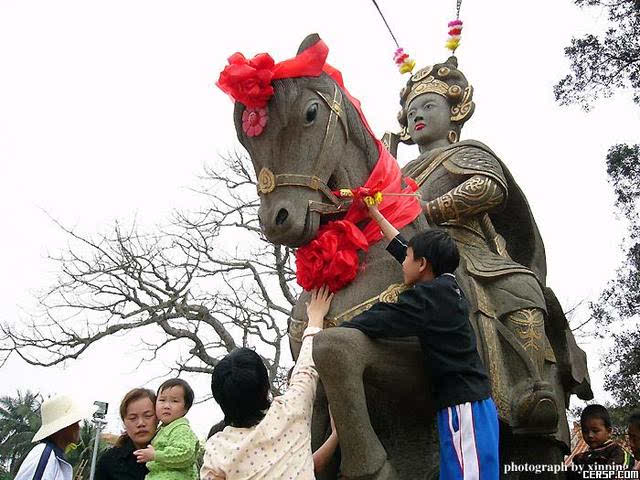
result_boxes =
[32,395,98,443]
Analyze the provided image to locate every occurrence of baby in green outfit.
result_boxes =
[134,379,199,480]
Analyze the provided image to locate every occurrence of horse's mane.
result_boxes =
[233,74,378,171]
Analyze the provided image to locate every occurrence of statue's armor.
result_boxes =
[406,144,547,320]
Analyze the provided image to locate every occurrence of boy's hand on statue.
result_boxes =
[133,445,155,463]
[306,286,334,329]
[366,204,381,219]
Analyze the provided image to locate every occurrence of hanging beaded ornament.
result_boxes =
[371,0,416,75]
[446,0,463,53]
[393,48,416,74]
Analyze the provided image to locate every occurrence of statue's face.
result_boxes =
[406,93,452,147]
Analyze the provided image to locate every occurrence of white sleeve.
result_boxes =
[275,327,321,419]
[14,444,55,480]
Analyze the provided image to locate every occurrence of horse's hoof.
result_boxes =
[511,382,559,435]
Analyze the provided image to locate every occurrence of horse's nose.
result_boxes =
[275,208,289,225]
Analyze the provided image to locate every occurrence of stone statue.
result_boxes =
[228,34,592,479]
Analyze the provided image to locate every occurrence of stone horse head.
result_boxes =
[232,34,380,248]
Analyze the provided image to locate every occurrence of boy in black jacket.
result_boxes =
[342,204,499,479]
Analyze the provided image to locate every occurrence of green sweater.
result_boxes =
[147,417,199,480]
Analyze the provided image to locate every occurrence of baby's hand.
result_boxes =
[133,445,155,463]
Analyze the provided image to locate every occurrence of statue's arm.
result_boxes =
[422,174,505,224]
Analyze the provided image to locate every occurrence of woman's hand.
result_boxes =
[133,445,155,463]
[306,286,334,329]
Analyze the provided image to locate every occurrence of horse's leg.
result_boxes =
[314,328,398,480]
[311,381,340,479]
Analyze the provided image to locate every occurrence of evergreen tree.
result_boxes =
[0,391,42,476]
[554,0,640,110]
[555,1,640,406]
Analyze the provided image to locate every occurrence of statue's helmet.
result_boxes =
[397,56,475,141]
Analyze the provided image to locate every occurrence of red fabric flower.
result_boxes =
[242,107,268,137]
[217,52,276,109]
[295,220,368,292]
[217,40,330,110]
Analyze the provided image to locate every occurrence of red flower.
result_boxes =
[242,107,268,137]
[296,220,368,292]
[217,52,276,109]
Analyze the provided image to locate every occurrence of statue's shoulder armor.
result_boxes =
[442,145,508,193]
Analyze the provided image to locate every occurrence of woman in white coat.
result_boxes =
[15,394,96,480]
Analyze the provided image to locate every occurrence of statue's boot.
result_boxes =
[512,381,558,435]
[505,308,559,434]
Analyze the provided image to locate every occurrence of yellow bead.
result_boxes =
[445,39,460,50]
[399,59,416,74]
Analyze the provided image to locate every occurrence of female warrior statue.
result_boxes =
[394,56,591,437]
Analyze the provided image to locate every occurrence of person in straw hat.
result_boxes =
[15,394,96,480]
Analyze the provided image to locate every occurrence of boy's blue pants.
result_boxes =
[436,397,500,480]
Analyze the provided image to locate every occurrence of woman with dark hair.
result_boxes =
[95,388,158,480]
[201,287,336,479]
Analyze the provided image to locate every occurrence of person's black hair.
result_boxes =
[211,348,271,428]
[580,404,612,430]
[408,229,460,276]
[629,411,640,428]
[157,378,194,411]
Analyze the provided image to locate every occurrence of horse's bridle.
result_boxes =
[256,85,351,215]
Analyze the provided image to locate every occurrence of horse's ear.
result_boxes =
[297,33,321,55]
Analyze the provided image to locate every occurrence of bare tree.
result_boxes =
[0,153,299,394]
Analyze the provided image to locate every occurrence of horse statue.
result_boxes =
[223,33,592,479]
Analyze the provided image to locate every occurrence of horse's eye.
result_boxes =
[305,103,318,124]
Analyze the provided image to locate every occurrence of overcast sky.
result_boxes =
[0,0,638,438]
